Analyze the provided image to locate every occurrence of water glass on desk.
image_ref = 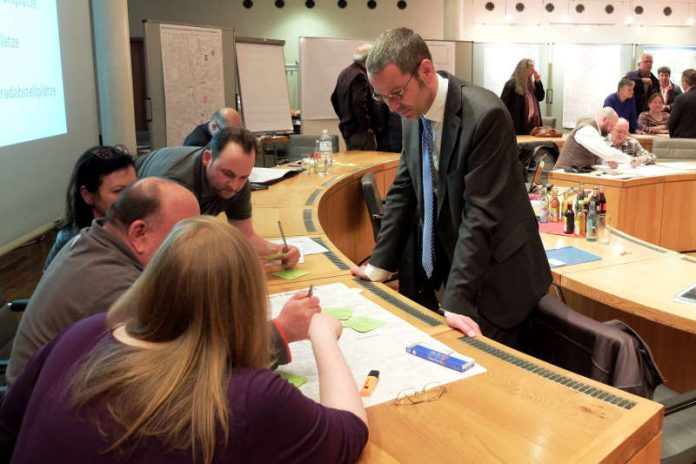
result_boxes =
[314,148,328,177]
[301,155,314,175]
[597,214,610,244]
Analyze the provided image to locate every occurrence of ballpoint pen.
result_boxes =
[307,284,314,298]
[278,220,289,252]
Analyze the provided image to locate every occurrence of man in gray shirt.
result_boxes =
[137,127,300,268]
[8,178,317,384]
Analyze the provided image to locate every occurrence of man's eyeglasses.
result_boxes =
[393,383,448,406]
[372,72,415,104]
[88,145,130,160]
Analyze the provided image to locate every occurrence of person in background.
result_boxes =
[331,44,380,150]
[669,68,696,139]
[603,77,639,133]
[625,53,659,113]
[638,93,670,135]
[657,66,682,112]
[500,58,545,135]
[137,127,301,269]
[44,145,136,269]
[606,118,656,166]
[555,107,633,170]
[0,217,368,463]
[182,107,243,147]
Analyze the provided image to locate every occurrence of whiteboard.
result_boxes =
[160,24,226,147]
[476,43,542,96]
[643,45,696,86]
[558,44,622,128]
[300,37,457,120]
[236,40,293,133]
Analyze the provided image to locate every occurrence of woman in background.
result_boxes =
[1,217,367,464]
[638,93,670,134]
[44,145,136,268]
[500,58,545,135]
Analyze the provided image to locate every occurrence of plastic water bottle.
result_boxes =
[319,129,333,169]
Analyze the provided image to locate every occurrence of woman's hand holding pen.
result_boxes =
[275,290,321,343]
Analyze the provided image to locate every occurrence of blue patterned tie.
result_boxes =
[421,116,435,278]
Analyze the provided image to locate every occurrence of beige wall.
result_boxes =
[127,0,445,64]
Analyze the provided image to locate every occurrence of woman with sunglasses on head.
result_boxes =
[44,145,136,269]
[1,217,368,464]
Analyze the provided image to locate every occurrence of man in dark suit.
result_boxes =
[668,69,696,139]
[625,54,659,114]
[352,28,551,348]
[182,107,243,146]
[330,44,380,150]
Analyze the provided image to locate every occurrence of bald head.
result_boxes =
[353,43,372,64]
[210,108,243,135]
[610,118,630,146]
[596,107,619,136]
[106,178,200,265]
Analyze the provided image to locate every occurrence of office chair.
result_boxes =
[525,294,664,399]
[360,172,384,242]
[287,134,339,162]
[653,385,696,463]
[518,141,559,187]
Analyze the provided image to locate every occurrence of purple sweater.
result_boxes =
[0,315,368,463]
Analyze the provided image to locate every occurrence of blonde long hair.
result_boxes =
[511,58,534,96]
[70,216,269,463]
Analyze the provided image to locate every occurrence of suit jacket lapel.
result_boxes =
[437,73,463,218]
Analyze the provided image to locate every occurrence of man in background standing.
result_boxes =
[331,44,380,150]
[669,68,696,139]
[625,54,659,113]
[183,107,243,147]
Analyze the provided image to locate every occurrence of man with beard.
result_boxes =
[555,107,632,170]
[137,127,300,268]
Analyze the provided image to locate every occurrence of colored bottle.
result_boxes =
[586,198,598,242]
[550,190,560,222]
[597,188,607,215]
[539,187,549,224]
[576,201,586,237]
[563,202,575,234]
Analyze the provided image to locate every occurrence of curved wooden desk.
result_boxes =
[252,152,662,463]
[517,134,659,154]
[549,169,696,252]
[548,168,696,391]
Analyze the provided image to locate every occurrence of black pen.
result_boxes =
[277,220,289,252]
[307,284,314,298]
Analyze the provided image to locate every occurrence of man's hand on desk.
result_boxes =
[606,161,619,169]
[445,313,481,338]
[281,245,301,269]
[350,264,371,280]
[274,291,321,343]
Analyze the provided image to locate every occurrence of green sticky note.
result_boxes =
[343,316,385,333]
[276,370,308,388]
[271,269,309,280]
[323,307,354,320]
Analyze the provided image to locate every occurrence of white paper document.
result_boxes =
[269,236,329,256]
[249,167,300,184]
[270,283,486,407]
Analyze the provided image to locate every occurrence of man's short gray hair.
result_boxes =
[366,27,431,75]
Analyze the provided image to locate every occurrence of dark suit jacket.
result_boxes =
[370,72,551,330]
[183,123,212,147]
[625,70,659,113]
[669,87,696,138]
[499,79,545,135]
[330,62,379,143]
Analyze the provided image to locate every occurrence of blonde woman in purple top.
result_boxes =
[0,217,368,464]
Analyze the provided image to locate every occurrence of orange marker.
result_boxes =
[360,370,379,397]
